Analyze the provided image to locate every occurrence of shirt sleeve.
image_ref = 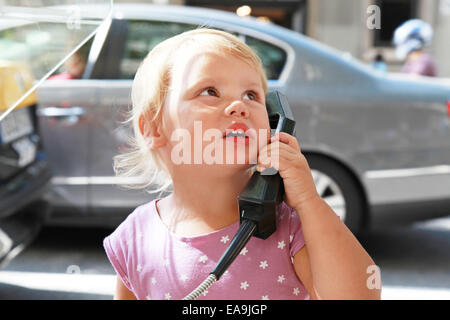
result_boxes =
[103,223,133,292]
[287,204,306,257]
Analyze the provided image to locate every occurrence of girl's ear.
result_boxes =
[138,114,167,149]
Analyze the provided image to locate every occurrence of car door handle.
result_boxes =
[37,106,87,118]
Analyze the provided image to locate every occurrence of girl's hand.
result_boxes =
[256,132,319,211]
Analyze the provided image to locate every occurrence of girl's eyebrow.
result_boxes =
[244,82,264,90]
[183,76,263,98]
[241,81,265,97]
[186,78,216,91]
[187,78,262,91]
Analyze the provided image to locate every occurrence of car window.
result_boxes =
[48,38,92,80]
[120,21,197,79]
[0,22,94,81]
[119,21,286,81]
[244,36,287,80]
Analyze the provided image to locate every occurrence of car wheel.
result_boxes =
[305,154,365,235]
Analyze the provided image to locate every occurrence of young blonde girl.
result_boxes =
[104,28,381,300]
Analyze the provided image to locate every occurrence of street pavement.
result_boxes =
[0,216,449,300]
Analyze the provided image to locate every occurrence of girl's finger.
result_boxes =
[271,132,301,151]
[258,141,279,162]
[265,141,298,159]
[259,154,271,166]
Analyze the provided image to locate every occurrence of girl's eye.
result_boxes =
[200,87,218,97]
[243,91,257,101]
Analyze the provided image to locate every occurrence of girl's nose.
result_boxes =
[224,100,249,118]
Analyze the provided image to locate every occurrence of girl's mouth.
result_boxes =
[224,129,250,145]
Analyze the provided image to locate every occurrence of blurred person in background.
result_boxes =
[372,53,388,73]
[48,51,86,80]
[393,19,437,77]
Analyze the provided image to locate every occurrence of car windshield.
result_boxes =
[0,0,112,120]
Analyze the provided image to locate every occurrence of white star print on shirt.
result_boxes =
[290,234,294,243]
[165,293,171,300]
[220,235,230,244]
[240,281,249,290]
[277,275,286,283]
[293,287,300,296]
[240,247,248,255]
[277,241,286,249]
[262,295,269,300]
[151,277,157,285]
[180,274,188,282]
[136,264,142,272]
[199,255,208,263]
[259,260,268,269]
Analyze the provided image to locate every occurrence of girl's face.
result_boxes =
[159,50,271,175]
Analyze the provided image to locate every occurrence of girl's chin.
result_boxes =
[193,163,256,175]
[204,162,255,170]
[219,162,255,169]
[173,163,256,182]
[202,151,258,168]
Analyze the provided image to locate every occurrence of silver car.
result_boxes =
[34,4,450,234]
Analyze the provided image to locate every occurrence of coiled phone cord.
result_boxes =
[183,274,217,300]
[183,219,257,300]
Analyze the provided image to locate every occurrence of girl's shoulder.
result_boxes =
[275,202,305,257]
[103,198,161,247]
[102,198,161,293]
[122,198,159,226]
[276,201,300,227]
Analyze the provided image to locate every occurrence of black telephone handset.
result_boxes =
[184,91,296,300]
[238,90,296,239]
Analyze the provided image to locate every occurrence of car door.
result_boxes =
[37,18,142,222]
[37,44,96,216]
[87,19,198,216]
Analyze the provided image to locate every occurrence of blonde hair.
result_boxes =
[113,28,268,194]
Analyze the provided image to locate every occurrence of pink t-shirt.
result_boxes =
[103,198,309,300]
[48,72,76,80]
[401,53,437,77]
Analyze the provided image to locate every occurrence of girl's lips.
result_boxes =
[223,135,250,145]
[225,122,249,133]
[222,122,256,141]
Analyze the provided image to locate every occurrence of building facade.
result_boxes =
[306,0,450,77]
